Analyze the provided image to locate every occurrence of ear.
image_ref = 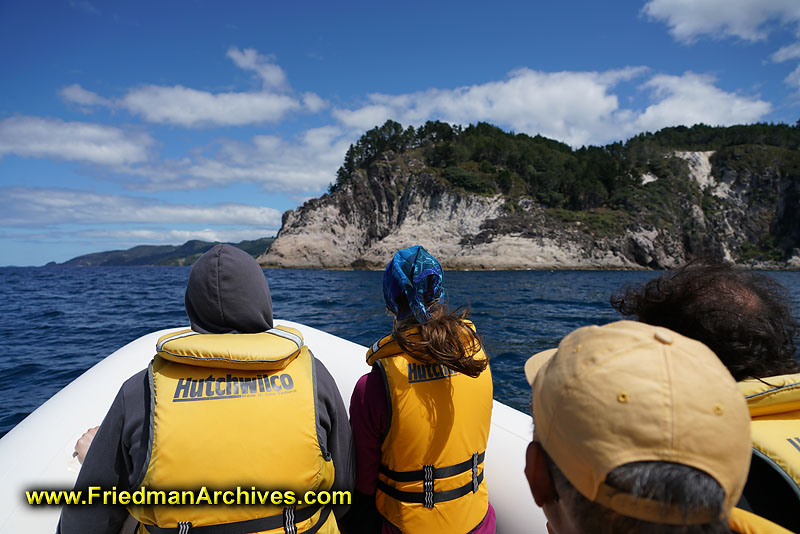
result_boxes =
[525,441,557,507]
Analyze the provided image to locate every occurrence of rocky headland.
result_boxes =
[259,121,800,270]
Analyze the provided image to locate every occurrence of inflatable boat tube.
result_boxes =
[0,321,547,533]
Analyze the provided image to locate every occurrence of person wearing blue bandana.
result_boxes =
[345,246,496,534]
[382,245,446,323]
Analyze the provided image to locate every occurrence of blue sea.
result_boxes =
[1,267,799,438]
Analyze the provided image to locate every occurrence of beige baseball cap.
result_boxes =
[524,320,751,524]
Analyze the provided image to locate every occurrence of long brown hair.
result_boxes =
[392,301,488,378]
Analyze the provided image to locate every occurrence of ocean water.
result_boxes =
[1,266,798,438]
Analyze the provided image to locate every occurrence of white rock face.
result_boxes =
[264,203,365,268]
[259,173,644,269]
[355,192,506,266]
[673,151,715,190]
[712,181,733,200]
[640,173,658,185]
[367,235,636,270]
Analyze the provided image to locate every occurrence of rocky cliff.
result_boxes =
[259,122,800,270]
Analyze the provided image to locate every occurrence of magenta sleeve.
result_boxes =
[349,367,388,494]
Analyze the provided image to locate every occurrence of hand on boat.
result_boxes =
[73,426,99,464]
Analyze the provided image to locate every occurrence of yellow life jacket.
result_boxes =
[128,327,337,534]
[729,507,795,534]
[365,322,493,534]
[738,373,800,505]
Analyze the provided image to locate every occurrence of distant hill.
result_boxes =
[60,237,274,266]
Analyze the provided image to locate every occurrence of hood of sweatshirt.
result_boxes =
[184,244,273,334]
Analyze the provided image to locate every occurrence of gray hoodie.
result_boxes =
[185,244,273,334]
[59,245,354,533]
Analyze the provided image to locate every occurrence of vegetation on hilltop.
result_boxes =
[333,120,800,206]
[329,119,800,262]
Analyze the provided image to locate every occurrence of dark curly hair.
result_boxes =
[611,260,800,381]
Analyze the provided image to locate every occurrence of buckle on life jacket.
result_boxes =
[283,506,297,534]
[423,465,434,508]
[472,452,479,493]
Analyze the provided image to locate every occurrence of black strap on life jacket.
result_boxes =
[379,451,485,482]
[378,471,485,508]
[378,451,485,508]
[141,503,331,534]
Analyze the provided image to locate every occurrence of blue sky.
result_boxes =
[2,0,800,266]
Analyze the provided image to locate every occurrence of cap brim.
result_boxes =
[524,348,558,386]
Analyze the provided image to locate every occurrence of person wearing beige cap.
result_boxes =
[522,320,792,534]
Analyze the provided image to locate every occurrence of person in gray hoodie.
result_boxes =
[59,244,354,534]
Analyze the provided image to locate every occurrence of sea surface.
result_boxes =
[1,267,799,438]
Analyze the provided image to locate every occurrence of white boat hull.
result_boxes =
[0,321,546,533]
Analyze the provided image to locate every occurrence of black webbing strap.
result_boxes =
[292,505,331,534]
[142,504,330,534]
[378,451,486,483]
[377,470,484,505]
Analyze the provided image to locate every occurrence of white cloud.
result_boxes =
[332,104,396,133]
[634,73,772,132]
[225,47,289,91]
[772,44,800,90]
[642,0,800,43]
[0,187,281,228]
[333,67,647,147]
[331,67,769,147]
[119,84,303,127]
[61,48,326,128]
[81,228,275,244]
[127,126,352,192]
[60,84,113,108]
[643,2,800,93]
[302,92,328,113]
[786,64,800,88]
[0,116,153,166]
[772,43,800,62]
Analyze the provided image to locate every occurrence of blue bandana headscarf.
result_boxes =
[383,245,445,323]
